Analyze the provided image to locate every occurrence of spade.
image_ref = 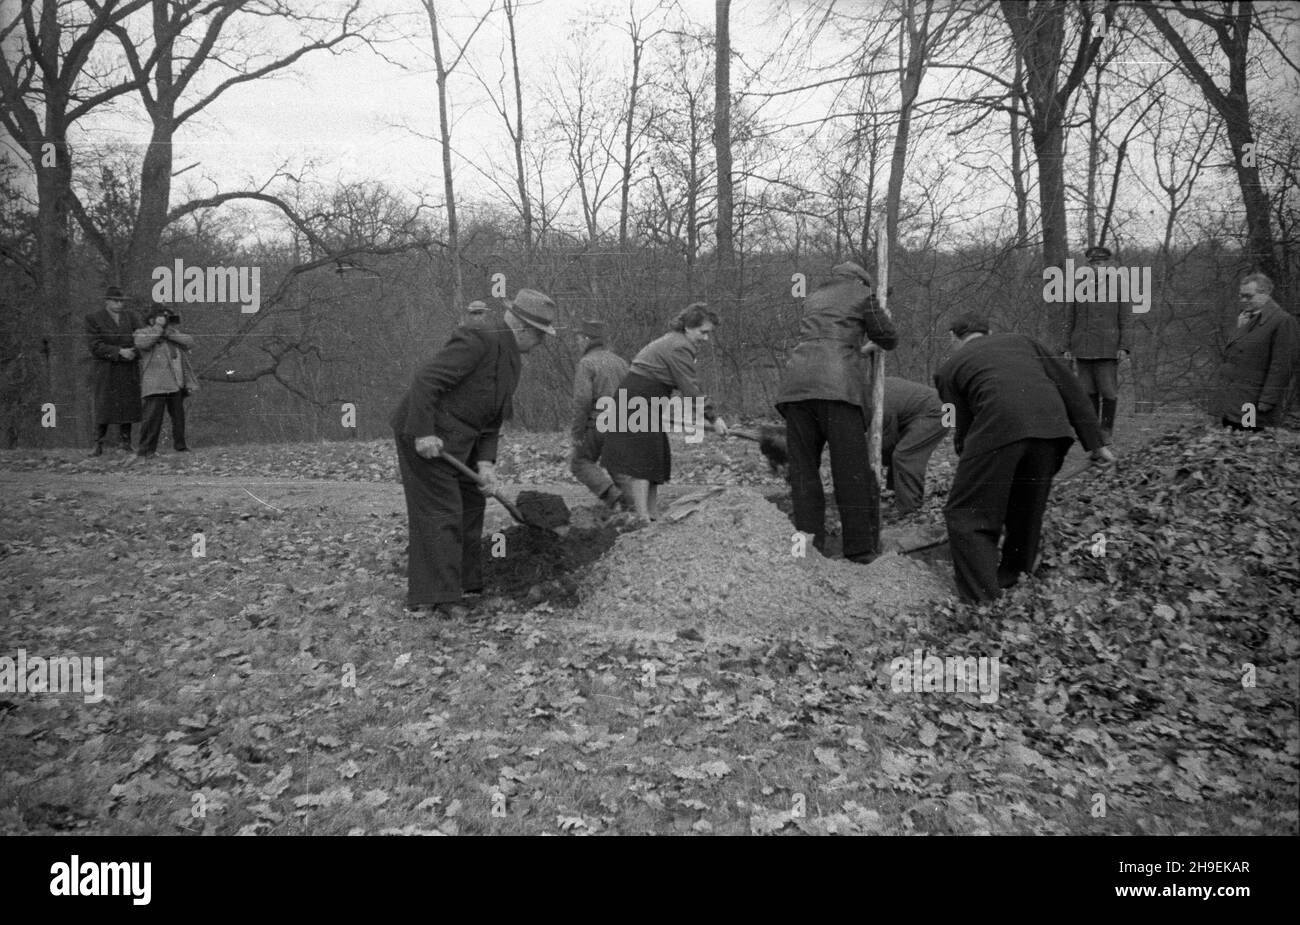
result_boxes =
[438,452,571,530]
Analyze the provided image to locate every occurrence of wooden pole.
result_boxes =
[868,236,892,486]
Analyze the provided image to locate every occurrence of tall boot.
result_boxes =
[1100,398,1118,439]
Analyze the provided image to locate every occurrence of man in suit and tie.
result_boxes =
[1212,272,1298,430]
[391,289,557,618]
[935,314,1115,604]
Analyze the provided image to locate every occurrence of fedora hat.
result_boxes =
[1085,245,1113,261]
[105,285,126,301]
[505,289,557,336]
[580,319,607,339]
[466,300,488,315]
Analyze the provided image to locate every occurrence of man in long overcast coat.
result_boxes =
[85,286,143,455]
[390,289,556,617]
[1212,271,1298,429]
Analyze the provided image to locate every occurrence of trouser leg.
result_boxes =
[1100,398,1117,435]
[997,437,1070,588]
[395,434,467,605]
[824,402,877,559]
[459,474,486,593]
[1093,360,1119,435]
[167,392,187,449]
[780,401,828,552]
[570,426,615,500]
[137,397,166,455]
[944,443,1020,603]
[890,413,946,514]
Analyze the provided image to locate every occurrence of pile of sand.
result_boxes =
[573,488,953,638]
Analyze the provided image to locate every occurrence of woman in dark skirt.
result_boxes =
[600,303,728,520]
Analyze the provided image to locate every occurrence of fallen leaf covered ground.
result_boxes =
[0,411,1295,835]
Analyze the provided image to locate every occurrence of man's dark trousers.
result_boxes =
[944,436,1071,603]
[780,399,879,559]
[137,392,187,455]
[395,434,486,606]
[886,410,947,513]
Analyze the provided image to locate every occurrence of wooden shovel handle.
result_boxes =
[438,451,526,525]
[438,450,486,484]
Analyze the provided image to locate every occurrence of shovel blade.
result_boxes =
[514,490,571,529]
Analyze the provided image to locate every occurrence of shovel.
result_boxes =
[438,452,571,530]
[706,424,788,469]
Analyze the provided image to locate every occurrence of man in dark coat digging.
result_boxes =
[391,289,557,618]
[935,314,1115,604]
[85,286,143,456]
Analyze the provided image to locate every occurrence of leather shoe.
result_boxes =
[406,602,471,620]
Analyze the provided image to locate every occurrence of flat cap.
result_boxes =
[831,262,873,286]
[949,313,990,337]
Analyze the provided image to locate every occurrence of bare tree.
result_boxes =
[871,0,959,482]
[615,0,666,250]
[545,24,623,244]
[714,0,735,284]
[422,0,494,310]
[99,1,369,296]
[640,28,717,279]
[999,0,1109,291]
[1141,0,1286,293]
[0,0,151,436]
[466,0,535,252]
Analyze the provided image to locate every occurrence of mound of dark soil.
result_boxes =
[480,523,619,607]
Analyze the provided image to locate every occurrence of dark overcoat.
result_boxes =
[1211,301,1299,424]
[390,324,522,463]
[775,278,898,409]
[1065,296,1130,359]
[934,333,1104,458]
[86,307,143,424]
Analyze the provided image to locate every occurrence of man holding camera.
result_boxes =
[131,302,198,460]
